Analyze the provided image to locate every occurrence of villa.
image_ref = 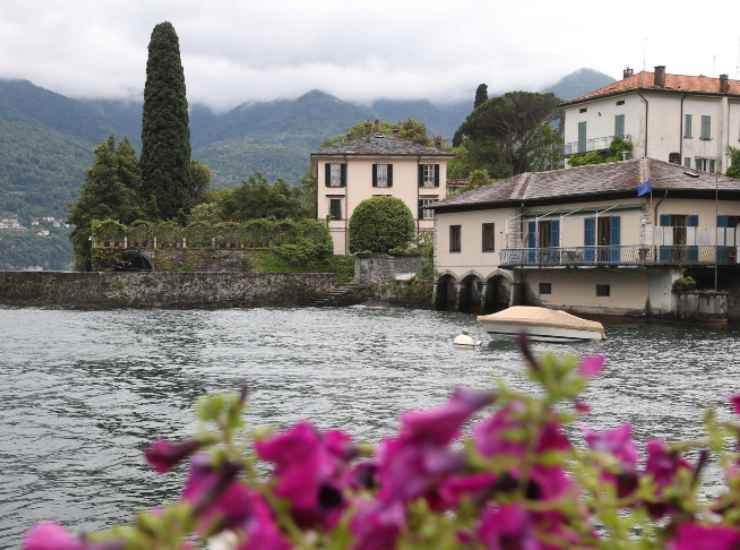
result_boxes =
[311,130,454,255]
[561,66,740,172]
[432,158,740,318]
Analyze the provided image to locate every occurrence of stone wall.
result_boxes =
[354,255,423,285]
[0,272,336,309]
[673,290,729,323]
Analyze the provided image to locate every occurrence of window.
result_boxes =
[449,225,461,253]
[596,284,610,297]
[539,282,552,295]
[577,121,587,153]
[482,223,495,252]
[373,164,392,187]
[326,163,345,187]
[420,164,439,188]
[579,107,588,113]
[418,198,437,220]
[616,100,625,106]
[684,114,693,138]
[684,157,692,168]
[695,158,716,173]
[614,114,625,138]
[701,115,711,140]
[668,152,681,165]
[329,198,342,220]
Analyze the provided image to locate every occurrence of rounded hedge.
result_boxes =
[349,196,415,254]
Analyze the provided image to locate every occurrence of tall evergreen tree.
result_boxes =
[140,21,192,220]
[474,83,488,109]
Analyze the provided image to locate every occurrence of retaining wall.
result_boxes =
[354,255,423,285]
[0,272,336,309]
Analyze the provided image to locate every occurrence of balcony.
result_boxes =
[499,245,738,268]
[563,134,630,156]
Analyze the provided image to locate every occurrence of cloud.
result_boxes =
[0,0,738,110]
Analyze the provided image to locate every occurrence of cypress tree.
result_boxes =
[474,83,488,109]
[140,21,192,220]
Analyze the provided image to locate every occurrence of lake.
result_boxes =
[1,305,738,548]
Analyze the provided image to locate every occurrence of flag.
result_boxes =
[636,178,652,197]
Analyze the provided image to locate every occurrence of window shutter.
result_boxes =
[418,165,424,187]
[701,116,711,139]
[614,114,625,138]
[610,216,621,244]
[578,121,587,153]
[372,164,377,187]
[387,164,393,187]
[324,163,331,187]
[434,164,440,187]
[684,114,692,138]
[340,163,347,187]
[549,220,560,248]
[528,221,537,248]
[584,218,595,246]
[417,200,423,219]
[688,215,698,227]
[717,215,729,228]
[660,214,671,227]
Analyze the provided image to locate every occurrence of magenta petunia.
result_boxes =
[536,421,572,454]
[574,400,591,415]
[236,492,292,550]
[399,387,495,446]
[438,472,497,509]
[474,401,529,459]
[730,394,740,415]
[529,464,573,501]
[577,355,605,378]
[668,524,740,550]
[477,503,541,550]
[583,423,638,468]
[645,439,691,488]
[350,499,405,550]
[144,438,201,474]
[23,522,86,550]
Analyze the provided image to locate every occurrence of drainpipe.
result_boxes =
[679,94,686,163]
[653,189,669,226]
[637,92,649,159]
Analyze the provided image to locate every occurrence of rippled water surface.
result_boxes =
[1,306,739,548]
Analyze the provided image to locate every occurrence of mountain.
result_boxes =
[544,68,616,101]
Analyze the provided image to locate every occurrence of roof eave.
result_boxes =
[560,87,740,107]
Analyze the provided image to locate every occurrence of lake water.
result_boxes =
[1,305,738,548]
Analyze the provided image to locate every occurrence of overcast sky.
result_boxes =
[1,0,739,110]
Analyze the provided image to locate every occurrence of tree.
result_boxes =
[727,147,740,178]
[67,137,144,270]
[349,196,415,254]
[140,21,192,220]
[474,83,488,109]
[189,160,211,207]
[218,173,305,222]
[462,92,562,175]
[323,119,433,147]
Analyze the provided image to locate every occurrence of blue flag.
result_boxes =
[636,178,652,197]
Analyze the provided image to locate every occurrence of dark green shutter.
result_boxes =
[614,114,625,138]
[701,116,711,140]
[418,165,424,187]
[372,164,377,187]
[417,199,423,219]
[340,163,347,187]
[684,114,692,138]
[387,164,393,187]
[578,121,587,153]
[434,164,440,187]
[324,163,331,187]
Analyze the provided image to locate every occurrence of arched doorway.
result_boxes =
[434,274,458,310]
[459,274,483,314]
[114,250,153,272]
[482,273,511,313]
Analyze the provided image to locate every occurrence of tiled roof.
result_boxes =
[312,134,453,157]
[435,159,740,211]
[562,71,740,105]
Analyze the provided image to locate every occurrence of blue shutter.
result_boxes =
[717,216,730,263]
[687,216,699,262]
[717,215,729,227]
[527,221,536,264]
[659,215,671,262]
[660,214,672,226]
[549,220,560,247]
[687,215,698,227]
[584,217,595,262]
[609,216,621,263]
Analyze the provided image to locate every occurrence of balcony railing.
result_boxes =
[563,134,631,156]
[500,245,738,268]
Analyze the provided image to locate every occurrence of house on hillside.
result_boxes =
[310,131,454,255]
[561,66,740,173]
[432,158,740,318]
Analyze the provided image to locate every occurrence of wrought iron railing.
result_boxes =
[562,134,631,156]
[500,245,738,267]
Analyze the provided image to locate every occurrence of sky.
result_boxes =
[1,0,739,110]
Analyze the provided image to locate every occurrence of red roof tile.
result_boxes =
[563,71,740,105]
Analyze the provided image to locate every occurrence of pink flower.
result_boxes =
[577,355,605,378]
[730,394,740,415]
[145,438,201,474]
[438,473,497,509]
[23,523,86,550]
[400,387,495,446]
[236,492,292,550]
[574,400,591,415]
[255,422,351,529]
[645,440,691,488]
[668,524,740,550]
[477,504,541,550]
[474,401,528,458]
[350,499,405,550]
[583,424,638,468]
[528,465,573,501]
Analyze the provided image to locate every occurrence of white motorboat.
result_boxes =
[477,306,605,343]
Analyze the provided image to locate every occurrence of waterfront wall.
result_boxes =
[673,290,728,323]
[354,255,423,285]
[0,272,336,309]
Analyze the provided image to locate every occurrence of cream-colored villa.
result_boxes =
[311,132,454,255]
[432,158,740,317]
[561,66,740,172]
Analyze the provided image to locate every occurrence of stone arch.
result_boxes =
[113,250,153,272]
[482,271,513,314]
[459,273,484,314]
[434,273,458,311]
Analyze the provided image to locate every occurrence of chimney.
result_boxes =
[623,67,634,79]
[720,73,729,94]
[433,136,442,148]
[654,65,666,88]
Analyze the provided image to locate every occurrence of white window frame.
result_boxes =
[376,164,389,187]
[419,198,437,220]
[695,157,716,174]
[422,164,435,188]
[329,164,342,187]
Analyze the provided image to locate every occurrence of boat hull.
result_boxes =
[478,320,604,343]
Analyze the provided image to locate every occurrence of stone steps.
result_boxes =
[311,283,366,307]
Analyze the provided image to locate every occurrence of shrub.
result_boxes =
[673,275,697,292]
[23,337,740,549]
[272,220,333,267]
[349,196,415,254]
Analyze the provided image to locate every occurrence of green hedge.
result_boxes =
[348,197,415,254]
